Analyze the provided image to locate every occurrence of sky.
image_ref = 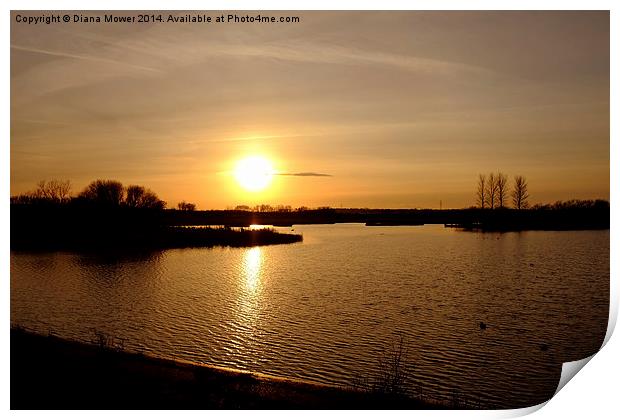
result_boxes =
[10,11,609,209]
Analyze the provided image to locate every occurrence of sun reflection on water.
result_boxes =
[243,247,262,294]
[228,246,265,360]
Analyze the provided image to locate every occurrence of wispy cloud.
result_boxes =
[174,40,497,77]
[276,172,333,177]
[96,30,497,79]
[11,44,162,73]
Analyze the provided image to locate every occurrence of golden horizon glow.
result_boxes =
[234,156,275,193]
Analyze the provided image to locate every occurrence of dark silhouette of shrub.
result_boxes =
[351,335,409,398]
[79,180,125,207]
[177,201,197,211]
[126,185,166,210]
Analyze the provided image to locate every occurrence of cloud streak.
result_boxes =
[11,44,162,73]
[276,172,333,177]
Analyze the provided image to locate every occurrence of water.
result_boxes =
[10,224,609,408]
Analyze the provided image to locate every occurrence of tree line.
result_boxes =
[11,179,196,211]
[476,172,529,210]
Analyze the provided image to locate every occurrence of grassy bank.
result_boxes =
[10,328,442,409]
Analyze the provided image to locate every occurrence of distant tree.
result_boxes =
[496,172,508,208]
[476,174,486,209]
[512,175,530,209]
[276,205,292,212]
[530,203,548,211]
[125,185,166,210]
[547,199,608,210]
[33,179,72,202]
[234,205,251,211]
[10,194,36,205]
[254,204,274,212]
[78,180,125,206]
[485,172,498,209]
[177,201,197,211]
[593,199,610,209]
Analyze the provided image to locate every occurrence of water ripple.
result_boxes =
[10,225,609,409]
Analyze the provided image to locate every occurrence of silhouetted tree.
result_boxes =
[276,205,292,212]
[545,199,608,211]
[125,185,166,209]
[476,174,486,209]
[485,172,498,209]
[79,180,125,207]
[496,172,508,208]
[125,185,143,208]
[33,179,72,202]
[512,175,530,209]
[177,201,196,211]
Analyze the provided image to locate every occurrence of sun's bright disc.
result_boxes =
[234,156,274,192]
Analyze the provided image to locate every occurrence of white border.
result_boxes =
[3,1,617,419]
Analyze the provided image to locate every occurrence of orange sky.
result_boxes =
[11,11,609,209]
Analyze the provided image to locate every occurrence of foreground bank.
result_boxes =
[10,329,444,409]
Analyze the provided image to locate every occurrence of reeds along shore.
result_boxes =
[10,328,442,410]
[10,223,303,252]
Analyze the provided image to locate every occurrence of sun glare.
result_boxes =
[234,156,275,192]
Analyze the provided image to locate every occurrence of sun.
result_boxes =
[234,156,275,192]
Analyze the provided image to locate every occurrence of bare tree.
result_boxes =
[512,175,530,209]
[79,180,125,206]
[125,185,166,209]
[177,201,196,211]
[496,172,508,208]
[33,180,48,199]
[476,174,486,209]
[485,172,498,209]
[125,185,144,208]
[33,179,72,202]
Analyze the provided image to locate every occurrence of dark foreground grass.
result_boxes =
[10,329,443,409]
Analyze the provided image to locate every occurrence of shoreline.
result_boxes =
[10,328,445,409]
[10,225,303,252]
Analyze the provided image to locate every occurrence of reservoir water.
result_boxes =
[10,224,609,408]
